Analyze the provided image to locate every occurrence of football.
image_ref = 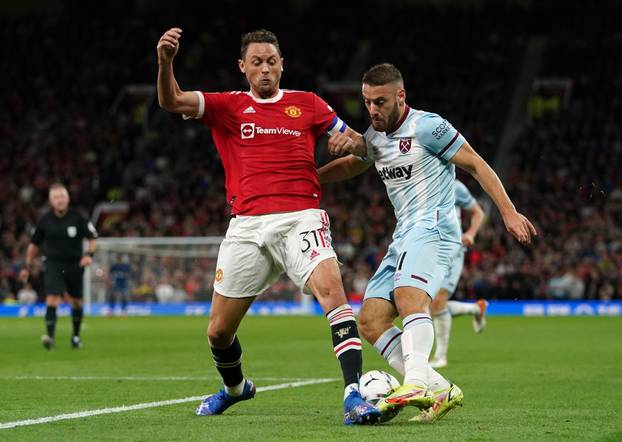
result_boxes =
[359,370,400,404]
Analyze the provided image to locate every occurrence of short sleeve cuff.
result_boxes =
[182,91,205,120]
[438,132,465,161]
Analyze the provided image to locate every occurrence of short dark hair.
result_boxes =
[362,63,404,86]
[240,29,281,59]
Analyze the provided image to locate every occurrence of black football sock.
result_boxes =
[45,306,57,338]
[71,307,83,337]
[326,304,362,388]
[211,336,244,394]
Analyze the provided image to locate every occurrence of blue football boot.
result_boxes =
[195,380,256,416]
[343,389,382,425]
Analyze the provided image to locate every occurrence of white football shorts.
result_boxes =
[213,208,337,298]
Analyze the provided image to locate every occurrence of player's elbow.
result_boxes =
[157,89,182,113]
[158,94,175,112]
[159,92,197,116]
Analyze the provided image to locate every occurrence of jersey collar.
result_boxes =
[247,88,284,103]
[387,105,410,137]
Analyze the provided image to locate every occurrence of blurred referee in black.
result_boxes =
[20,183,98,350]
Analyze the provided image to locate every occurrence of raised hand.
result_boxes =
[157,27,183,64]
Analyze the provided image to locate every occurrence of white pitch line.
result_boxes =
[4,375,312,382]
[0,378,336,430]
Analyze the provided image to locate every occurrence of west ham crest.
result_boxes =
[399,138,412,154]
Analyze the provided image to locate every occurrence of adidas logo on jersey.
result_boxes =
[243,106,256,114]
[377,165,413,181]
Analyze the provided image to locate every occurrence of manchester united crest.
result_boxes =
[284,106,302,118]
[399,138,412,154]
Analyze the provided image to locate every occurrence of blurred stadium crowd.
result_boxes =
[1,1,620,304]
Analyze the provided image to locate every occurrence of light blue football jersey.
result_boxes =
[453,179,477,227]
[362,107,465,240]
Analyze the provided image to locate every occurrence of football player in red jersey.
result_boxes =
[157,28,380,424]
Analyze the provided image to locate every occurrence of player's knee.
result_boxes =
[394,287,430,315]
[357,314,376,344]
[430,298,441,313]
[46,296,61,307]
[358,311,388,344]
[207,329,230,348]
[71,298,83,308]
[312,281,346,307]
[431,290,448,314]
[308,262,346,305]
[207,323,234,348]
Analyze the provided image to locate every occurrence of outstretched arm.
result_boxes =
[451,142,537,244]
[157,27,200,116]
[318,155,372,184]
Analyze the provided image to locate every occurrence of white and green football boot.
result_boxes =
[410,383,463,423]
[375,384,435,420]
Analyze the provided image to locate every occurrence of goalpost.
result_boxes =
[84,237,312,314]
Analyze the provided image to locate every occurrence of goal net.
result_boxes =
[84,237,308,314]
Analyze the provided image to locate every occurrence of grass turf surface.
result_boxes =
[0,315,620,441]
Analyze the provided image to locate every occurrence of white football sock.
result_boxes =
[225,379,245,396]
[343,382,359,400]
[373,326,405,376]
[401,313,434,387]
[428,365,451,392]
[447,300,480,316]
[432,308,452,360]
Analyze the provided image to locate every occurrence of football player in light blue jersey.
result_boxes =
[319,63,536,423]
[429,179,486,370]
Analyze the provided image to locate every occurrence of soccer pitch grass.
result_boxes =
[1,316,620,441]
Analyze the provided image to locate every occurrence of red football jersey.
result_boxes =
[192,89,337,215]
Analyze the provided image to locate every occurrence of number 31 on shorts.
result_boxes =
[299,211,332,253]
